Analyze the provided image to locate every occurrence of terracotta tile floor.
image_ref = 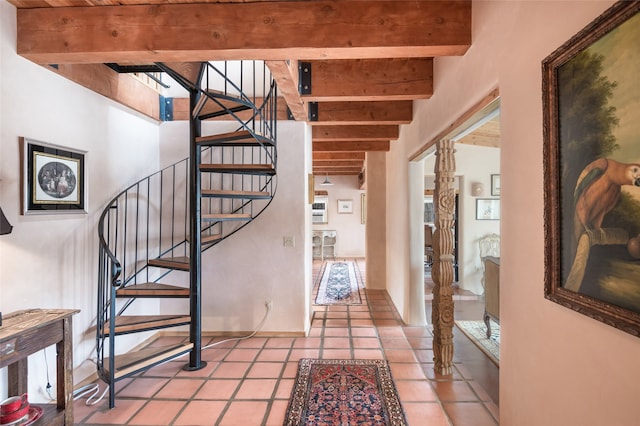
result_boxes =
[74,258,499,425]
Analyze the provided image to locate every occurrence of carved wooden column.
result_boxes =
[432,139,456,375]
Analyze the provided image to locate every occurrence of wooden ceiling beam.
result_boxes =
[313,101,412,125]
[313,152,366,161]
[313,167,363,175]
[266,60,308,121]
[313,125,399,141]
[303,58,433,102]
[313,141,390,152]
[313,160,363,167]
[15,1,471,64]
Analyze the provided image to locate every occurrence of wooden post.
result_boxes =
[432,139,456,375]
[58,316,74,424]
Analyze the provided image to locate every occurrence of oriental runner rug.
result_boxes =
[284,358,408,426]
[455,320,500,366]
[314,260,362,305]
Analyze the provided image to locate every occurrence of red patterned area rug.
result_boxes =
[284,358,408,426]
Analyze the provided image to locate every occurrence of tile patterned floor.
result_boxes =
[74,258,499,425]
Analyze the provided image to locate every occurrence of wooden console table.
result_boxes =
[0,309,79,425]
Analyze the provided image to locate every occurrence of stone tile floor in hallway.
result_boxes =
[73,258,499,425]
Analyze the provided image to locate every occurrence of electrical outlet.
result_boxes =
[283,236,295,247]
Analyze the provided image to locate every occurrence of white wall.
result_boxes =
[387,0,640,424]
[157,120,310,334]
[312,175,365,258]
[386,139,411,317]
[160,121,310,333]
[423,143,500,295]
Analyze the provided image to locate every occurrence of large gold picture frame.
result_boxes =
[543,1,640,337]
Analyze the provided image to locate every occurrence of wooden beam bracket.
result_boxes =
[299,62,312,95]
[160,96,174,122]
[308,102,318,122]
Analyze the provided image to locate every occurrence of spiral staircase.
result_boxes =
[96,61,278,408]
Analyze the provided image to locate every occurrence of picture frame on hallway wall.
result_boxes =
[476,198,500,221]
[20,137,87,215]
[542,1,640,337]
[337,199,353,214]
[491,174,500,196]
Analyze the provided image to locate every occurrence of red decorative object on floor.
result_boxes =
[284,358,407,426]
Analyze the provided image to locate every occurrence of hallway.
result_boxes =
[73,259,498,425]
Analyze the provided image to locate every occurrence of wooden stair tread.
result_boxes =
[104,343,193,380]
[193,88,239,113]
[199,164,275,175]
[202,234,223,244]
[202,213,252,221]
[148,256,190,271]
[116,283,190,298]
[105,315,191,336]
[185,233,222,244]
[201,189,271,199]
[198,97,251,119]
[196,130,272,146]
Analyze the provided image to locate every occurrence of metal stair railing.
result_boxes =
[96,60,278,398]
[96,157,191,383]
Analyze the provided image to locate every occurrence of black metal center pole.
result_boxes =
[184,85,206,371]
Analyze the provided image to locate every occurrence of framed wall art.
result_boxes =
[21,137,87,215]
[491,174,501,196]
[476,198,500,220]
[542,1,640,336]
[337,199,353,214]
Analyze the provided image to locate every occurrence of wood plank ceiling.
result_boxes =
[7,0,483,176]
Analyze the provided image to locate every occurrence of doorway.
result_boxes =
[409,91,501,389]
[415,97,500,295]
